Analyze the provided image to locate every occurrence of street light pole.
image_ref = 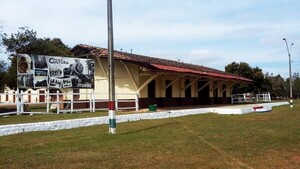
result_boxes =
[107,0,116,134]
[283,38,294,108]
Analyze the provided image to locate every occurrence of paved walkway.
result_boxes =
[142,101,288,114]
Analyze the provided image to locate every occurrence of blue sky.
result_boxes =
[0,0,299,78]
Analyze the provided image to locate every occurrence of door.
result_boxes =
[198,81,209,105]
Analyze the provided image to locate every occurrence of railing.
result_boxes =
[256,93,271,102]
[231,93,255,104]
[231,92,271,104]
[0,90,139,115]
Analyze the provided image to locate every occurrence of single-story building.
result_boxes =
[70,44,251,109]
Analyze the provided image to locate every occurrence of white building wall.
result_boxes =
[78,57,140,100]
[209,81,214,97]
[0,88,46,103]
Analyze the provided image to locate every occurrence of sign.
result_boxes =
[17,54,94,89]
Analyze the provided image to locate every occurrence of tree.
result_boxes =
[0,21,8,91]
[293,77,300,99]
[252,67,271,93]
[4,57,17,89]
[225,62,252,93]
[1,27,73,89]
[1,27,72,56]
[268,74,285,99]
[225,62,271,94]
[0,60,7,91]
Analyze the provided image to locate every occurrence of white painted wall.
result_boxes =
[0,88,46,103]
[78,57,140,100]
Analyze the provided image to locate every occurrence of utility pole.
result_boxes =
[107,0,116,133]
[283,38,294,108]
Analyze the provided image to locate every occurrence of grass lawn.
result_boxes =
[0,111,106,125]
[0,110,141,125]
[0,101,299,168]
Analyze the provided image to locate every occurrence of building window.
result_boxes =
[148,80,156,98]
[185,80,191,98]
[165,80,172,98]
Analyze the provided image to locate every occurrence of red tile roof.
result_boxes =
[71,44,252,82]
[151,64,251,81]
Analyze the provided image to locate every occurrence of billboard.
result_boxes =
[17,54,94,89]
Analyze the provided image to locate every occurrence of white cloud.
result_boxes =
[188,49,224,65]
[114,21,232,43]
[149,49,226,71]
[0,0,300,78]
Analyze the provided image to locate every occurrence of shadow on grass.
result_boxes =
[119,121,179,135]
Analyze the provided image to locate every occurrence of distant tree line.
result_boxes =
[225,62,300,99]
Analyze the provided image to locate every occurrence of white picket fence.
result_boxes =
[0,90,139,115]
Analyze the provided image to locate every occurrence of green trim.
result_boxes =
[109,119,116,128]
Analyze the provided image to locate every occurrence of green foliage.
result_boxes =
[225,61,300,98]
[225,62,271,94]
[252,66,271,93]
[225,62,251,93]
[0,60,7,91]
[1,27,37,54]
[1,27,73,89]
[5,57,17,89]
[267,74,285,99]
[1,27,72,56]
[292,77,300,98]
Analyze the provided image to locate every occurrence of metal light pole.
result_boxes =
[283,38,294,108]
[107,0,116,134]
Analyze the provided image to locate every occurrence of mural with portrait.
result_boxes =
[17,54,94,89]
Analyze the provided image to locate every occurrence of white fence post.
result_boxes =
[92,90,95,112]
[70,90,73,114]
[115,93,118,111]
[135,93,139,111]
[56,90,60,114]
[20,90,24,113]
[89,92,92,112]
[16,88,20,114]
[46,89,50,113]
